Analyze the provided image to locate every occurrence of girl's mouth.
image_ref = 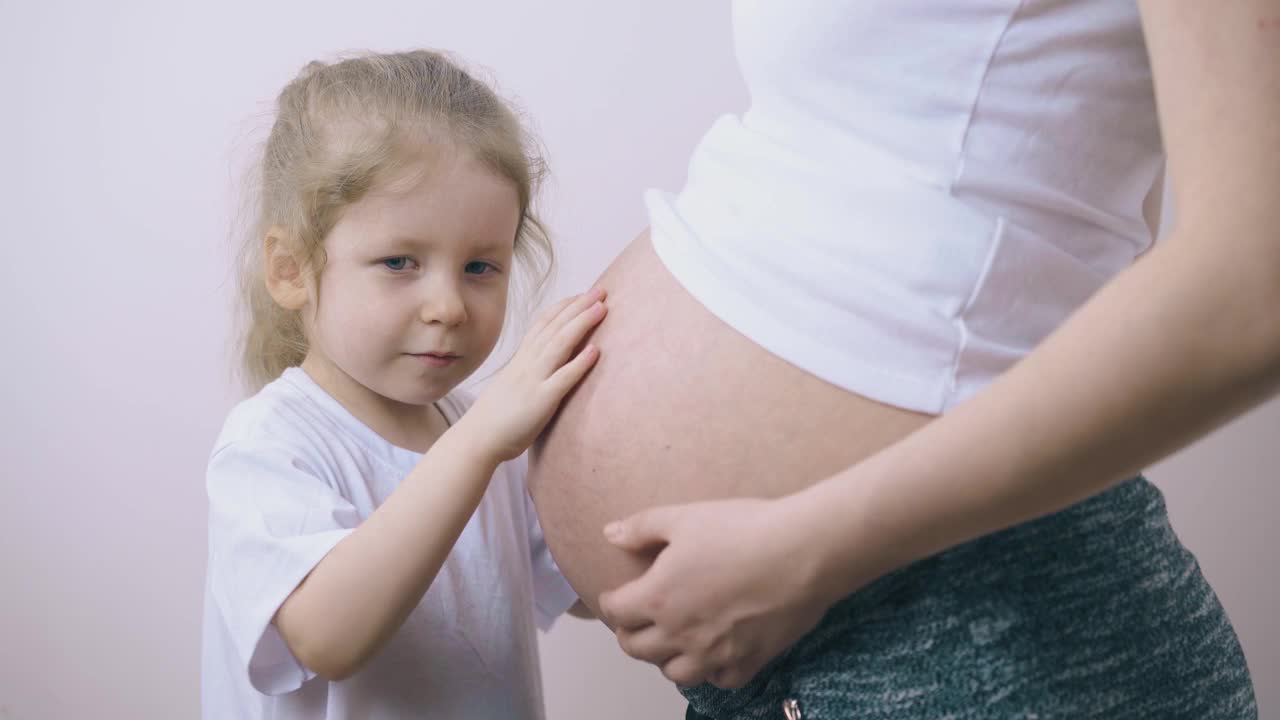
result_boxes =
[410,352,459,368]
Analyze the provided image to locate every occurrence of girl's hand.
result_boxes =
[464,288,607,462]
[596,496,840,690]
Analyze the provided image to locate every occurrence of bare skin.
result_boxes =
[528,230,933,613]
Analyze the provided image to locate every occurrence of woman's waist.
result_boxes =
[679,477,1183,717]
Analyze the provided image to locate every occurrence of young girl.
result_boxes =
[201,50,603,719]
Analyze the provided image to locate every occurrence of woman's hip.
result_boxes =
[683,476,1257,719]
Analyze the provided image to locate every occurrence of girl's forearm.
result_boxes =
[274,418,498,680]
[793,230,1280,606]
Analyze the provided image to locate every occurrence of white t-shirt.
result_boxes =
[647,0,1164,413]
[201,367,579,720]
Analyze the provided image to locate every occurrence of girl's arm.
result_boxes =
[597,0,1280,689]
[275,290,606,681]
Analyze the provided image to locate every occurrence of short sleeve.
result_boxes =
[205,440,358,695]
[524,488,580,631]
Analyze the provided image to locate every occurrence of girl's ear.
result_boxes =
[264,228,310,311]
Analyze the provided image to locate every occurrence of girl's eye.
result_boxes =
[382,257,414,272]
[464,261,494,275]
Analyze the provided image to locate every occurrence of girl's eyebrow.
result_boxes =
[381,234,512,255]
[380,236,431,252]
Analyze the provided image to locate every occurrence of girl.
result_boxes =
[202,50,602,719]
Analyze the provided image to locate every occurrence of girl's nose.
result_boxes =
[419,281,468,327]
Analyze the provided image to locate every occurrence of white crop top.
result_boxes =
[647,0,1164,413]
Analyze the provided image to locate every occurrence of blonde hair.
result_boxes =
[235,50,553,391]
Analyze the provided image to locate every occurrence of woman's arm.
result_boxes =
[803,0,1280,589]
[597,1,1280,688]
[803,0,1280,599]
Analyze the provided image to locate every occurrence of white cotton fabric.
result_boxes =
[648,0,1164,412]
[201,367,578,719]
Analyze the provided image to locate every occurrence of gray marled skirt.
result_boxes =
[682,476,1257,719]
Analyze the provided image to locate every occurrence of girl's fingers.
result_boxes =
[535,288,606,349]
[541,300,607,371]
[526,294,579,339]
[545,343,600,398]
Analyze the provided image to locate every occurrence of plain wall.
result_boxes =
[1,2,1273,718]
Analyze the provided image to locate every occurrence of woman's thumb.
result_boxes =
[603,507,672,551]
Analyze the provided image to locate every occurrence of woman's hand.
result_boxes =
[596,496,842,689]
[464,288,606,462]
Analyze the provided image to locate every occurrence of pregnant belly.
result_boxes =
[528,231,935,616]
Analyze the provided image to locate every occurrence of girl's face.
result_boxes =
[302,146,520,410]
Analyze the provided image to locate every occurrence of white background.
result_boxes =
[1,2,1274,718]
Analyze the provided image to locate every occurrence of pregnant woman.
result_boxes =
[530,2,1273,717]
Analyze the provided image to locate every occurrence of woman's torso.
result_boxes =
[530,0,1163,608]
[530,233,935,609]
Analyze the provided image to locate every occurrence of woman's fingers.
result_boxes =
[708,660,757,690]
[661,654,713,688]
[603,506,677,552]
[597,575,663,633]
[615,624,681,667]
